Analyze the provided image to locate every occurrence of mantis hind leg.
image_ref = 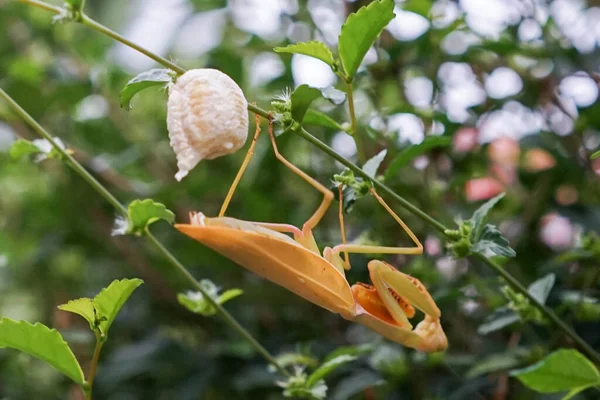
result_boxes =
[325,187,423,271]
[266,120,333,251]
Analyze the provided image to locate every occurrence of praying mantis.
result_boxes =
[175,115,447,352]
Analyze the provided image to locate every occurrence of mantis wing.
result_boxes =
[176,224,355,317]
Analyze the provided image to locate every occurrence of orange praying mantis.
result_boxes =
[175,115,447,352]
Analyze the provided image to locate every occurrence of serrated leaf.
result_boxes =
[303,109,345,131]
[471,224,516,257]
[118,199,175,236]
[291,85,323,123]
[9,139,41,159]
[0,318,84,384]
[306,355,357,388]
[590,150,600,160]
[402,0,433,17]
[58,298,96,330]
[120,69,174,110]
[178,280,243,316]
[478,308,520,335]
[338,0,395,79]
[471,193,505,239]
[362,149,387,178]
[93,278,143,335]
[510,349,600,394]
[384,136,451,180]
[528,274,555,304]
[274,41,335,68]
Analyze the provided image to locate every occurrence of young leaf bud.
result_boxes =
[167,69,249,181]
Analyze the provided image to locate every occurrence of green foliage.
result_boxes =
[120,69,175,110]
[274,41,335,68]
[59,279,143,337]
[277,355,357,400]
[445,194,515,258]
[113,199,175,236]
[290,85,324,123]
[591,150,600,159]
[361,149,387,178]
[303,109,346,131]
[384,136,451,180]
[402,0,432,17]
[338,0,395,79]
[510,349,600,398]
[0,318,85,385]
[479,274,555,334]
[177,280,243,316]
[9,138,70,162]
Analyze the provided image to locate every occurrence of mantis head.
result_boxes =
[350,260,448,353]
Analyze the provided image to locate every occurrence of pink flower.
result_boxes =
[524,148,556,172]
[453,127,479,153]
[487,137,520,167]
[592,158,600,176]
[465,177,504,202]
[539,213,574,250]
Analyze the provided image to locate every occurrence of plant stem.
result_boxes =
[145,230,290,377]
[19,0,61,14]
[345,80,366,164]
[0,88,126,215]
[17,0,600,365]
[84,332,104,400]
[473,254,600,365]
[80,15,185,75]
[0,88,290,378]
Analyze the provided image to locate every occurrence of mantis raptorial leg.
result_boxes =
[329,187,423,270]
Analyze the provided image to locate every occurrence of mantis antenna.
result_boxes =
[219,116,333,234]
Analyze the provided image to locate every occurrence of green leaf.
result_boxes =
[324,343,374,363]
[471,224,516,257]
[120,69,174,110]
[590,150,600,160]
[217,288,244,304]
[338,0,395,79]
[57,298,96,330]
[384,136,451,180]
[471,193,505,239]
[303,109,345,131]
[306,355,357,388]
[478,308,520,335]
[65,0,85,10]
[528,274,555,304]
[0,318,84,385]
[510,349,600,394]
[9,139,41,159]
[274,41,335,68]
[178,280,243,316]
[362,149,387,178]
[320,87,346,105]
[466,353,521,378]
[93,279,143,335]
[291,85,324,123]
[402,0,432,17]
[115,199,175,236]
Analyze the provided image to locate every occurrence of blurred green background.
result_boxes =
[1,0,600,399]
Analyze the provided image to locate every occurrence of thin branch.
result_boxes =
[0,87,290,378]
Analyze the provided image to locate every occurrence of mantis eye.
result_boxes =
[167,69,249,181]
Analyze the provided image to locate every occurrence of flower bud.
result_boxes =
[167,69,249,181]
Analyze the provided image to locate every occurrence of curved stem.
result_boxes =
[84,332,104,400]
[0,87,290,378]
[17,0,600,365]
[345,80,366,164]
